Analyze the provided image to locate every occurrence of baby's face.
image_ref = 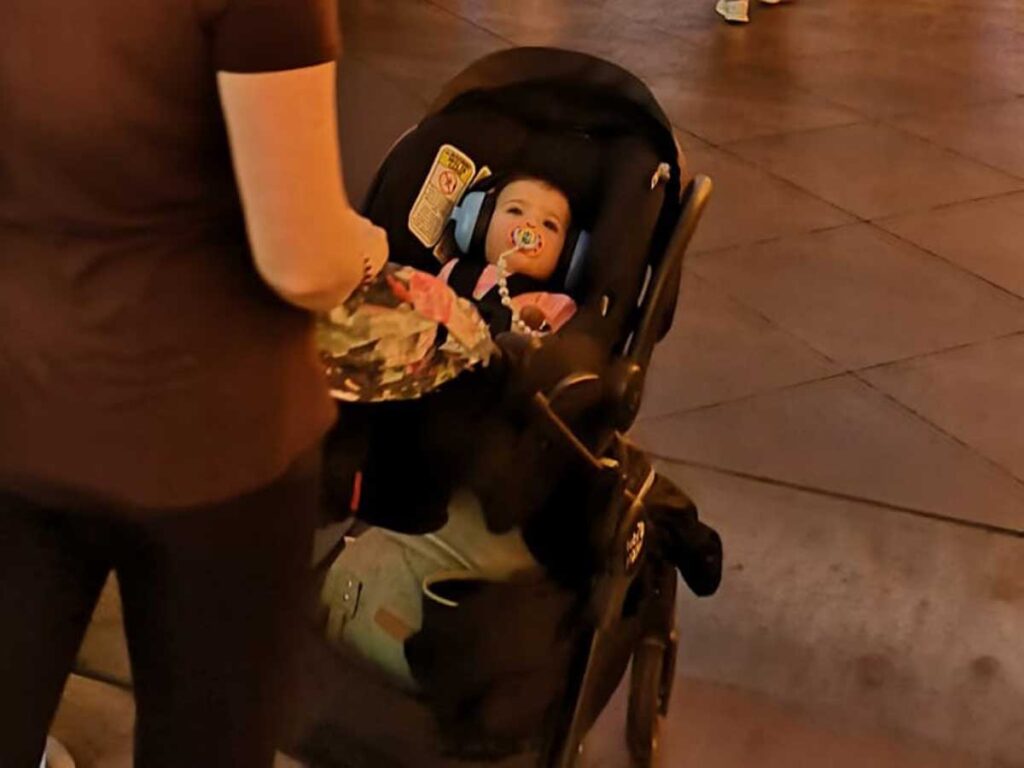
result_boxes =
[485,179,570,281]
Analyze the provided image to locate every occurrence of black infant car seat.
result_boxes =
[324,46,688,538]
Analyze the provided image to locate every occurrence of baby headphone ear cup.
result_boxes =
[469,189,497,259]
[450,190,487,254]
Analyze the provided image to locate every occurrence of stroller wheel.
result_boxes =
[626,639,665,768]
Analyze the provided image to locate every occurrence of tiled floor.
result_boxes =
[56,0,1024,766]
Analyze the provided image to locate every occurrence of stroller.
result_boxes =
[293,48,718,768]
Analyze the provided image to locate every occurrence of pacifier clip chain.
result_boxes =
[496,226,545,337]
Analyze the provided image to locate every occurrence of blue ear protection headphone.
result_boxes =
[448,176,591,294]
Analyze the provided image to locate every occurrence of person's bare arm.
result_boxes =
[218,61,387,311]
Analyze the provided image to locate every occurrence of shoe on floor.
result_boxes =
[716,0,750,23]
[760,0,788,4]
[41,737,76,768]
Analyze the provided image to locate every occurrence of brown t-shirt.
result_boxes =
[0,0,340,508]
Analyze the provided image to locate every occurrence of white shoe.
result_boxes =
[41,737,76,768]
[716,0,750,23]
[760,0,787,4]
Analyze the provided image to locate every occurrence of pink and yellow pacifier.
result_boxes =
[510,225,543,253]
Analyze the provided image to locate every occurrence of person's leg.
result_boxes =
[0,493,109,767]
[116,452,320,768]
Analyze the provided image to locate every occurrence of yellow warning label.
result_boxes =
[408,144,477,248]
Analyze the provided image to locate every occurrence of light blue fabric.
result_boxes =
[320,488,540,689]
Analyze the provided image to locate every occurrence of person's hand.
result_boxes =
[343,209,389,282]
[487,329,606,422]
[519,304,549,332]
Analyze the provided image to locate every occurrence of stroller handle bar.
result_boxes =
[614,174,713,431]
[628,174,713,371]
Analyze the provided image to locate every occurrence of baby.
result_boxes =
[440,176,579,336]
[317,176,603,682]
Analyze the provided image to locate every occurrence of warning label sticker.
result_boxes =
[408,144,477,248]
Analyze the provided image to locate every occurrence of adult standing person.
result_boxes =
[716,0,791,24]
[0,0,387,765]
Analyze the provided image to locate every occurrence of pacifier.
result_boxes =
[510,225,543,253]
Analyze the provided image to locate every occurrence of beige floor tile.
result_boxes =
[589,0,866,60]
[50,676,310,768]
[427,0,697,83]
[339,0,506,101]
[653,464,1024,765]
[633,375,1024,530]
[878,192,1024,300]
[586,677,986,768]
[892,99,1024,180]
[862,333,1024,482]
[651,680,985,768]
[586,0,719,32]
[647,68,863,145]
[685,146,853,252]
[51,676,133,768]
[890,25,1024,97]
[755,47,1015,119]
[338,55,427,206]
[727,123,1024,219]
[76,576,131,686]
[676,127,712,159]
[639,272,841,417]
[690,223,1024,368]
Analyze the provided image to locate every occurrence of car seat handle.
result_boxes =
[627,175,713,373]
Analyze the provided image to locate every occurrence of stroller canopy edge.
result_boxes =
[427,47,680,171]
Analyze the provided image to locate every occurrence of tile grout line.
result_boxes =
[736,28,1024,126]
[635,370,848,422]
[69,668,133,693]
[652,456,1024,539]
[431,0,953,151]
[698,140,871,223]
[574,0,886,123]
[419,0,520,49]
[874,185,1024,220]
[848,367,1024,496]
[870,219,1024,305]
[854,329,1024,374]
[379,1,1024,252]
[641,316,1024,492]
[879,96,1024,184]
[709,117,875,151]
[696,115,869,149]
[688,220,857,258]
[640,329,1024,425]
[677,270,845,369]
[351,3,1024,514]
[708,118,1024,225]
[391,0,1023,245]
[342,51,430,110]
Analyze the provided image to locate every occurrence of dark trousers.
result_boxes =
[0,454,319,768]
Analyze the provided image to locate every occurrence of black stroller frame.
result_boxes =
[308,48,715,768]
[510,171,712,768]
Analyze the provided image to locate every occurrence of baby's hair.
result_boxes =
[499,173,571,204]
[436,171,574,263]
